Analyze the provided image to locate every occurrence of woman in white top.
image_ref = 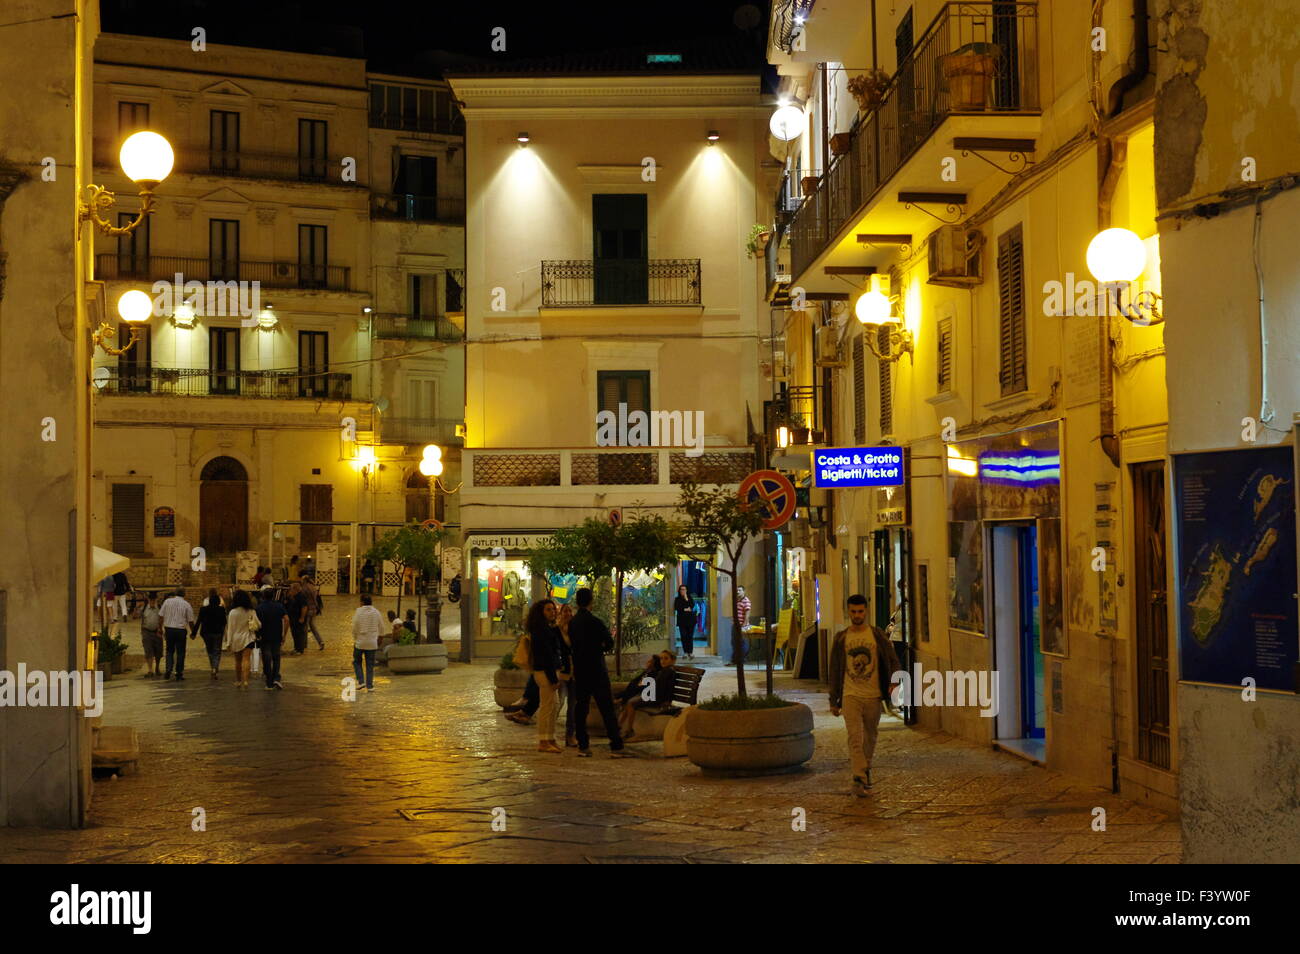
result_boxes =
[223,588,259,689]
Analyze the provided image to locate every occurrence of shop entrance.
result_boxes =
[675,559,711,656]
[871,527,914,723]
[991,522,1045,751]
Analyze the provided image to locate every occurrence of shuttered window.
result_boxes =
[597,370,649,414]
[877,324,893,436]
[997,224,1027,395]
[937,316,953,392]
[111,483,146,555]
[852,336,865,443]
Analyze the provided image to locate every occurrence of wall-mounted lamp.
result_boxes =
[516,131,530,145]
[172,301,196,329]
[776,425,791,449]
[855,292,914,361]
[79,131,173,236]
[1086,227,1162,325]
[93,290,152,358]
[257,302,277,330]
[362,306,373,314]
[706,130,721,144]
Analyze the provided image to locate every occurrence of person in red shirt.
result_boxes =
[735,585,752,629]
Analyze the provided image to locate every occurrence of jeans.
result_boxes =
[261,636,283,687]
[290,622,308,654]
[557,678,575,739]
[677,621,694,655]
[521,675,540,716]
[164,628,187,676]
[843,694,883,781]
[201,632,223,671]
[353,648,375,689]
[533,672,559,742]
[308,616,324,647]
[573,670,623,751]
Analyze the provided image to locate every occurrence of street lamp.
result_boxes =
[1086,227,1163,325]
[855,291,914,361]
[92,289,153,358]
[79,130,174,236]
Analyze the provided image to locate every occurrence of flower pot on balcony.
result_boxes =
[846,70,890,113]
[790,426,810,445]
[800,175,820,195]
[942,44,1001,111]
[829,133,852,157]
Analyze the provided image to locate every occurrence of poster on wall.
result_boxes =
[948,521,985,635]
[1173,445,1298,692]
[1038,517,1067,656]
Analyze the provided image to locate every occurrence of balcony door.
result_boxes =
[593,194,647,304]
[299,224,328,288]
[118,324,152,393]
[394,155,438,219]
[209,109,240,173]
[298,330,329,398]
[298,118,328,180]
[116,213,149,279]
[208,327,240,395]
[209,218,240,281]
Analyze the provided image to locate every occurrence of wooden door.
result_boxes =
[200,481,248,553]
[1133,460,1171,768]
[300,484,333,550]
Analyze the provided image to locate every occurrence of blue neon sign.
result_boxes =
[977,449,1061,487]
[812,446,905,488]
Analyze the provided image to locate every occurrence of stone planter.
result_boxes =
[387,642,448,674]
[494,667,529,707]
[585,680,632,733]
[685,702,814,777]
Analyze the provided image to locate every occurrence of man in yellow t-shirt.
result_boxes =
[829,594,901,797]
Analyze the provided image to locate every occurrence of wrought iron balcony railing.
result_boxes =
[369,314,463,341]
[97,366,353,400]
[96,145,356,186]
[95,254,353,292]
[790,1,1040,279]
[370,193,466,224]
[377,417,464,447]
[540,259,702,307]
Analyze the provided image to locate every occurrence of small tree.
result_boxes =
[675,481,767,698]
[527,512,679,675]
[365,523,446,634]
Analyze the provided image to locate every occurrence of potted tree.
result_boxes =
[365,523,450,674]
[494,652,530,708]
[786,411,811,446]
[674,481,815,776]
[745,223,773,260]
[96,632,128,676]
[941,41,1002,110]
[846,69,890,112]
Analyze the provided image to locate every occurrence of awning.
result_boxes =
[93,546,131,580]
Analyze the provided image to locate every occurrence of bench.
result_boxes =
[586,666,705,742]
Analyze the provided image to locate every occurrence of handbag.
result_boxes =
[247,611,261,633]
[511,632,532,669]
[250,647,262,673]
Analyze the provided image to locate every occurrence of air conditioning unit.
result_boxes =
[815,324,845,367]
[275,263,293,278]
[928,226,983,287]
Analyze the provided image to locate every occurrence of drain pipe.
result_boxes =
[1107,0,1151,118]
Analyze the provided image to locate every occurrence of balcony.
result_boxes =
[789,2,1041,288]
[465,447,754,490]
[370,193,465,224]
[95,367,353,399]
[377,417,464,447]
[369,314,463,342]
[540,259,702,307]
[96,146,357,186]
[368,111,464,136]
[95,254,353,292]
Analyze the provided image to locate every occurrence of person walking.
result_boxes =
[556,604,577,747]
[255,585,290,690]
[829,593,901,797]
[97,575,117,626]
[352,593,384,692]
[526,599,564,753]
[159,588,195,681]
[566,588,628,758]
[302,573,325,650]
[673,584,697,660]
[112,570,134,622]
[287,580,310,655]
[360,559,376,595]
[139,592,164,678]
[192,588,228,680]
[223,588,258,688]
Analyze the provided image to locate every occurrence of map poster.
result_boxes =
[1174,446,1298,692]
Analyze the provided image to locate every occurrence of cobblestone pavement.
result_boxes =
[0,597,1180,863]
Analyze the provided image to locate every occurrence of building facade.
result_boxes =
[447,60,770,661]
[89,35,466,590]
[763,0,1179,809]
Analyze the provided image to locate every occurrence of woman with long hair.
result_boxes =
[223,588,258,688]
[193,588,228,680]
[556,603,577,747]
[673,584,697,660]
[525,598,563,753]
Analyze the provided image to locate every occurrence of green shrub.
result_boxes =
[499,652,520,671]
[697,693,795,711]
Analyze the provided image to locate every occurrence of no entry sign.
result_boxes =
[738,469,798,530]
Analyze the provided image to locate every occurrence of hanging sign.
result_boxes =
[738,470,797,531]
[812,447,904,488]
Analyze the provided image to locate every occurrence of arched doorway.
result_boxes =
[200,456,248,553]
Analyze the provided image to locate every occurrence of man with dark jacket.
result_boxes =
[565,589,627,758]
[829,593,901,797]
[255,586,290,690]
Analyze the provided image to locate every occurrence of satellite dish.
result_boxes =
[733,4,761,30]
[92,366,110,390]
[374,397,390,413]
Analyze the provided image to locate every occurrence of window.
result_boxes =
[209,110,240,172]
[298,331,329,398]
[116,213,149,278]
[997,223,1028,395]
[369,82,461,134]
[298,225,328,288]
[878,324,893,436]
[936,315,954,393]
[118,324,152,392]
[208,327,240,395]
[209,219,239,281]
[118,101,150,137]
[111,483,146,555]
[393,155,438,218]
[410,274,437,318]
[298,119,328,180]
[597,370,650,414]
[445,271,463,313]
[852,336,866,443]
[408,378,436,420]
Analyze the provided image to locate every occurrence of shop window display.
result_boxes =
[477,557,530,637]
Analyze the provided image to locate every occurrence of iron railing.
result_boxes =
[377,417,464,446]
[96,145,354,185]
[771,0,817,55]
[96,367,353,399]
[369,314,463,341]
[540,259,702,307]
[95,254,352,292]
[790,1,1039,279]
[370,193,466,224]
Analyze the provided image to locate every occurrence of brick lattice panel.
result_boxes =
[572,453,657,485]
[669,452,753,484]
[473,454,561,487]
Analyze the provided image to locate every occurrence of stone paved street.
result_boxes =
[0,598,1181,863]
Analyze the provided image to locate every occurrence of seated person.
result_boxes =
[402,608,419,638]
[378,610,404,657]
[619,650,678,740]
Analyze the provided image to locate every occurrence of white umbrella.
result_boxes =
[93,546,131,580]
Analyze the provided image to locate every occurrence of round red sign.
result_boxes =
[738,470,798,531]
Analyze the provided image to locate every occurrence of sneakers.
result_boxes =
[576,750,592,758]
[506,712,533,726]
[610,749,632,758]
[537,741,563,754]
[273,681,284,690]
